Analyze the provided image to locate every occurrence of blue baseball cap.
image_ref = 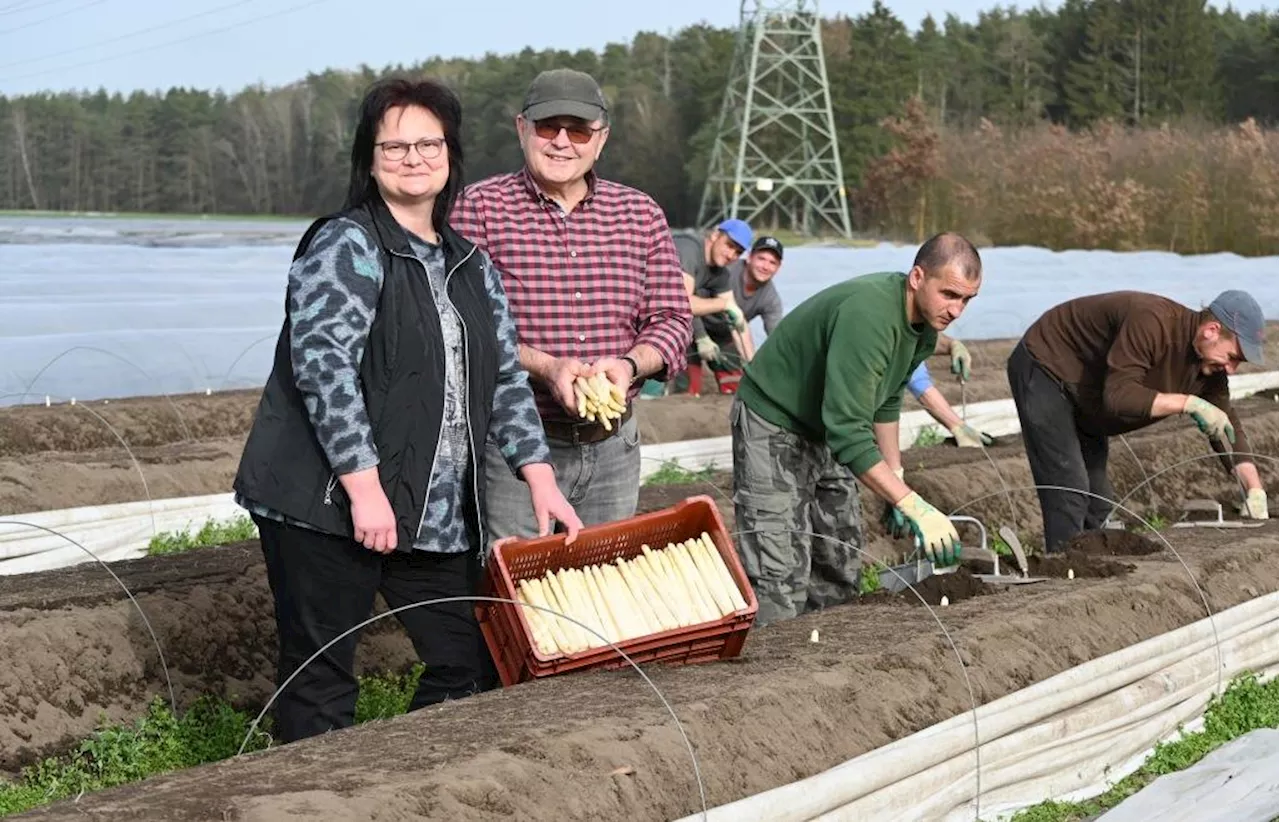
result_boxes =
[716,219,753,251]
[1208,290,1266,365]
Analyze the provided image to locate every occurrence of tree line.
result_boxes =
[0,0,1275,251]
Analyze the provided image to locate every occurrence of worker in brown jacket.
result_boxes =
[1008,289,1269,552]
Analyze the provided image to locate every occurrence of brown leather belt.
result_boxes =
[543,406,633,446]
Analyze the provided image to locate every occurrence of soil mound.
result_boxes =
[859,567,998,607]
[1064,528,1163,557]
[1026,550,1135,579]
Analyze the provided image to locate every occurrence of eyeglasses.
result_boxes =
[376,137,446,162]
[532,118,604,145]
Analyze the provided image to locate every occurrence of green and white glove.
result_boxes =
[695,335,720,364]
[1240,488,1269,520]
[949,423,993,448]
[1183,396,1235,444]
[949,340,972,382]
[894,492,961,566]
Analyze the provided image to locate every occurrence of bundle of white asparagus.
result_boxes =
[574,372,626,430]
[514,532,749,656]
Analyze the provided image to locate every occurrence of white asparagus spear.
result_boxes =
[526,576,572,655]
[601,562,648,639]
[686,539,735,616]
[671,542,720,622]
[701,532,749,611]
[516,583,557,656]
[635,551,693,628]
[542,570,586,652]
[590,564,633,642]
[622,556,679,632]
[615,557,667,634]
[557,567,602,649]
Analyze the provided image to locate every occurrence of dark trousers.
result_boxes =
[1006,341,1115,553]
[254,515,497,743]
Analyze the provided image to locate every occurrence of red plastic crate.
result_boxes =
[476,495,758,686]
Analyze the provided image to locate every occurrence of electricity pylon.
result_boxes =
[697,0,853,237]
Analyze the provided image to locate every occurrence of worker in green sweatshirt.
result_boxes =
[732,232,983,626]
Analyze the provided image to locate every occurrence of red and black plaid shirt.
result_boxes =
[452,168,692,422]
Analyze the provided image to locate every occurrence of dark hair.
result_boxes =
[913,232,982,281]
[345,77,465,230]
[1197,307,1236,339]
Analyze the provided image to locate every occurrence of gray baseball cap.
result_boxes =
[522,68,608,123]
[1208,289,1266,365]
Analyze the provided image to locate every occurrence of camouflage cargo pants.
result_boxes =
[730,398,866,626]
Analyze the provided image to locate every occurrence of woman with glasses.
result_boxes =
[233,76,582,743]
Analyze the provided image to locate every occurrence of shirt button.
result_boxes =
[569,251,578,258]
[575,291,582,299]
[578,334,586,342]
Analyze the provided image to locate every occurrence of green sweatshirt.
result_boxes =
[736,272,937,475]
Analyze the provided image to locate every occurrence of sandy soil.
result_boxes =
[11,526,1275,822]
[0,394,1274,814]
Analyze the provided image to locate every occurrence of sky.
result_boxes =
[0,0,1066,96]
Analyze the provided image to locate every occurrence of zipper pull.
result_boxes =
[323,475,337,505]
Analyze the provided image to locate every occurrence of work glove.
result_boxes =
[721,294,747,331]
[1182,396,1235,445]
[892,492,961,566]
[1240,488,1269,520]
[695,335,720,365]
[949,423,993,448]
[949,340,972,382]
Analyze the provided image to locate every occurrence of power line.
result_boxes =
[0,0,337,85]
[0,0,257,71]
[0,0,105,34]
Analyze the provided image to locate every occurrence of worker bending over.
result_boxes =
[906,335,993,448]
[674,220,750,393]
[731,232,983,625]
[1009,289,1270,553]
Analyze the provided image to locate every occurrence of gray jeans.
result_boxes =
[483,414,641,548]
[731,398,866,626]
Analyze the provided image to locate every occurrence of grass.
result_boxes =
[643,459,719,486]
[912,424,946,448]
[0,663,425,817]
[858,561,885,594]
[1133,513,1169,534]
[997,673,1279,822]
[146,515,258,556]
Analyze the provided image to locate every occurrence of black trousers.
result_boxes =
[1006,341,1115,553]
[254,515,497,743]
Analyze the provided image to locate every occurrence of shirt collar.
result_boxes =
[518,166,599,210]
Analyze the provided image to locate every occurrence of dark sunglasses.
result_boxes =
[533,118,604,145]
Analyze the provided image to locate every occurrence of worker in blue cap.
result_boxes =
[671,219,752,395]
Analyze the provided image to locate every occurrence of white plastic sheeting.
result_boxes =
[1096,728,1278,822]
[0,493,243,575]
[671,593,1279,822]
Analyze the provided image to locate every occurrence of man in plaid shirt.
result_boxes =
[453,68,693,544]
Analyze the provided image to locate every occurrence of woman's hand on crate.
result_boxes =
[521,462,582,544]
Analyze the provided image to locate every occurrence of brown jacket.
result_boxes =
[1022,291,1251,462]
